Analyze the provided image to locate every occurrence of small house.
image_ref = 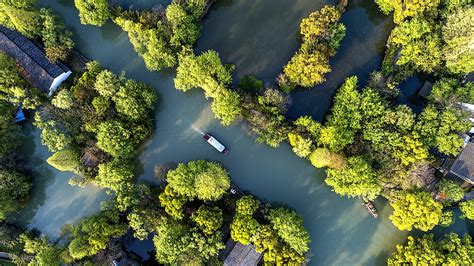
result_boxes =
[223,239,262,266]
[0,26,71,96]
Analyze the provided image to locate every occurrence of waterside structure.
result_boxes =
[0,26,71,96]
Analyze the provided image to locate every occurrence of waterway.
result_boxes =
[10,0,471,265]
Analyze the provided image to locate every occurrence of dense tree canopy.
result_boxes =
[388,233,473,265]
[166,160,230,201]
[459,200,474,220]
[442,6,474,74]
[374,0,439,23]
[389,191,443,231]
[0,168,31,221]
[267,208,311,255]
[282,5,345,89]
[74,0,111,26]
[68,209,128,260]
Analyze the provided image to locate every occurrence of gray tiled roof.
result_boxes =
[0,25,69,93]
[223,239,262,266]
[451,142,474,184]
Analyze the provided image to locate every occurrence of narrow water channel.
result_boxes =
[10,0,470,265]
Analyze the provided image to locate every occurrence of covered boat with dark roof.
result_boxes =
[0,25,71,96]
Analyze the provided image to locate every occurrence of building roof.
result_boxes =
[450,142,474,184]
[223,239,262,266]
[0,25,70,93]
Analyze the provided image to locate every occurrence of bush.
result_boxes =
[459,200,474,220]
[309,148,346,169]
[46,148,80,173]
[438,179,464,201]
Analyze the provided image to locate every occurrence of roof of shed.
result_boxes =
[0,25,70,92]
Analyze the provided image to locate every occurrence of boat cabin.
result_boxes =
[204,133,229,154]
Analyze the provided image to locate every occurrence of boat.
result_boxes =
[204,133,229,155]
[362,200,378,218]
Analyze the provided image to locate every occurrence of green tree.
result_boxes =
[51,89,73,109]
[74,0,111,26]
[390,18,442,73]
[174,50,233,97]
[459,200,474,220]
[112,80,157,120]
[238,75,264,91]
[439,210,455,227]
[191,206,223,235]
[94,70,121,98]
[95,160,134,191]
[389,191,443,231]
[375,0,439,23]
[0,53,40,109]
[166,3,200,48]
[388,233,473,265]
[442,6,474,74]
[68,209,128,260]
[166,160,230,201]
[0,0,41,39]
[96,120,140,158]
[0,168,31,221]
[267,208,310,255]
[159,185,187,220]
[39,8,74,62]
[46,148,80,173]
[210,89,242,126]
[154,219,224,264]
[309,148,346,169]
[288,132,313,158]
[230,214,260,245]
[20,234,62,266]
[438,179,464,201]
[326,156,381,200]
[236,195,260,215]
[0,103,20,157]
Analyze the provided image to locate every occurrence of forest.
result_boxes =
[0,0,473,264]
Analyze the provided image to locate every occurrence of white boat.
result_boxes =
[204,133,229,155]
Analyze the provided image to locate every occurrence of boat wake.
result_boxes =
[191,125,205,136]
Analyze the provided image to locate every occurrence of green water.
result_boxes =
[10,0,470,265]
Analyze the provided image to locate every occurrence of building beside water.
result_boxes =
[0,25,72,96]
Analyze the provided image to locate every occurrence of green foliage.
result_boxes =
[34,112,72,152]
[428,79,474,107]
[389,191,443,231]
[238,75,264,91]
[0,168,31,221]
[191,206,223,235]
[0,103,20,157]
[94,70,121,98]
[20,234,62,266]
[51,89,73,110]
[68,209,128,259]
[438,179,464,201]
[459,200,474,220]
[0,0,41,39]
[387,233,473,265]
[166,160,230,201]
[74,0,111,26]
[236,195,260,215]
[309,148,346,169]
[442,6,474,74]
[210,89,242,126]
[390,18,442,73]
[326,156,382,200]
[112,80,157,120]
[159,185,187,220]
[288,132,313,158]
[166,3,201,48]
[282,5,345,89]
[95,160,134,191]
[323,76,362,151]
[439,210,455,227]
[113,16,176,71]
[46,148,80,173]
[92,95,110,115]
[230,213,260,245]
[40,8,74,62]
[267,208,311,255]
[175,50,233,97]
[0,53,40,109]
[375,0,439,23]
[96,120,146,158]
[154,219,224,264]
